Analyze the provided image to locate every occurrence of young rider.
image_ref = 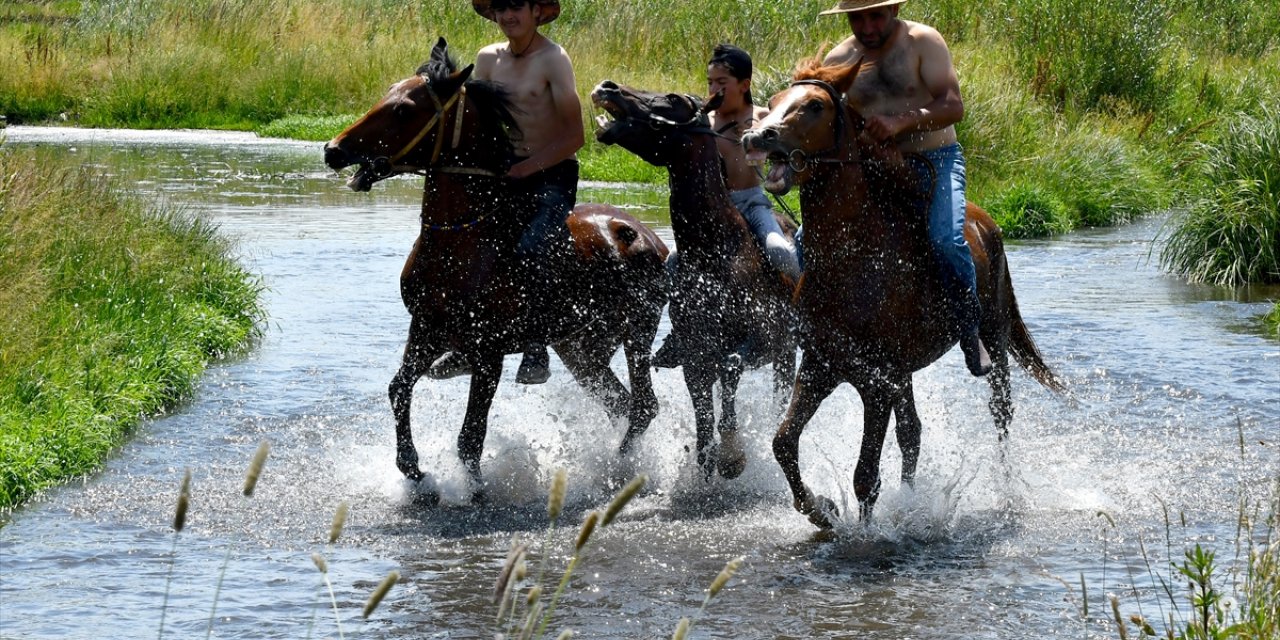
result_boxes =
[434,0,584,384]
[821,0,992,376]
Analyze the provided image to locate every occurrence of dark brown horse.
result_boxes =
[323,39,669,500]
[591,81,797,479]
[741,59,1064,528]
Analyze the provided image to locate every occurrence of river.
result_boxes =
[1,126,1276,639]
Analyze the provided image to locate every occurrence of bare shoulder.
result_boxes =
[824,35,862,66]
[474,43,501,77]
[902,20,949,50]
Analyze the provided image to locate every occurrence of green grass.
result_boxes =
[1160,107,1280,286]
[0,145,264,510]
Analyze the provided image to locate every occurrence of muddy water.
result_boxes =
[1,126,1276,639]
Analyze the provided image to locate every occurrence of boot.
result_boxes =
[516,344,550,384]
[427,352,472,379]
[959,330,992,377]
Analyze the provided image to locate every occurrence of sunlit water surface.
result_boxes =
[1,127,1276,639]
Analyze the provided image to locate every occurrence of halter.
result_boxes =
[370,81,503,182]
[642,94,719,136]
[777,78,860,174]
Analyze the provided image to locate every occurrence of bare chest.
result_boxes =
[847,46,927,114]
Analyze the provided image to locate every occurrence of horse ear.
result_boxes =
[431,37,448,61]
[457,63,475,84]
[702,89,726,115]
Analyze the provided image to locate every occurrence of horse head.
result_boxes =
[324,38,515,191]
[590,80,723,166]
[742,58,868,195]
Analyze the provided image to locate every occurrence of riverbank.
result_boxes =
[0,146,264,510]
[2,1,1277,239]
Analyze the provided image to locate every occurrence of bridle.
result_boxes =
[772,78,861,174]
[367,80,503,182]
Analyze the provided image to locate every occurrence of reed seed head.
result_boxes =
[311,552,328,574]
[671,617,690,640]
[173,469,191,533]
[526,585,542,607]
[601,474,647,527]
[363,569,400,619]
[548,468,568,522]
[329,501,349,544]
[708,556,744,600]
[1110,595,1128,640]
[576,511,600,551]
[493,542,529,605]
[555,631,574,640]
[242,440,270,497]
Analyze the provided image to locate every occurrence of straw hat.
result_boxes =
[819,0,907,15]
[472,0,561,26]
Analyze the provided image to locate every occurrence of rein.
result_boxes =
[370,82,504,182]
[778,78,861,174]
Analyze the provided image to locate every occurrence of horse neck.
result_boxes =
[800,159,928,269]
[664,137,749,257]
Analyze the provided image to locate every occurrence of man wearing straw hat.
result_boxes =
[433,0,583,384]
[821,0,992,376]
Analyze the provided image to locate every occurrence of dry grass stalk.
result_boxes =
[173,469,191,532]
[242,440,270,497]
[548,468,568,522]
[576,511,600,551]
[554,630,574,639]
[311,552,328,574]
[494,542,530,605]
[601,475,647,527]
[1110,595,1129,640]
[329,501,348,544]
[707,556,744,600]
[362,570,400,619]
[671,617,690,640]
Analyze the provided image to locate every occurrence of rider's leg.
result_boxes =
[915,143,990,377]
[652,251,686,369]
[731,186,801,282]
[514,160,578,384]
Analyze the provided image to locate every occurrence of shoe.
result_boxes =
[959,331,992,377]
[516,345,550,384]
[427,352,471,379]
[651,333,687,369]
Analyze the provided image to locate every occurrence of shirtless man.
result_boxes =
[434,0,584,384]
[652,44,801,369]
[821,0,992,376]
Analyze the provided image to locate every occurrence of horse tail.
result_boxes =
[1006,290,1067,395]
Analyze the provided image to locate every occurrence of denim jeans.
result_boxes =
[514,159,578,260]
[730,186,801,280]
[909,142,980,333]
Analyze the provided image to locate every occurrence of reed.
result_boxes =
[157,468,191,640]
[1160,107,1280,287]
[0,146,264,511]
[207,440,271,639]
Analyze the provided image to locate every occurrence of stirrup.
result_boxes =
[516,346,550,385]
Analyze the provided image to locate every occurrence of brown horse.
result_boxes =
[591,81,797,479]
[323,39,669,500]
[741,59,1065,528]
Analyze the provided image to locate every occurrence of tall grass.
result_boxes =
[1160,107,1280,286]
[0,144,264,510]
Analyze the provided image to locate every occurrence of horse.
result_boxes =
[741,59,1065,528]
[323,39,670,501]
[591,80,798,480]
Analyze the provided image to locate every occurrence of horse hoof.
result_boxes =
[411,488,440,507]
[716,437,747,480]
[805,495,839,530]
[471,489,489,506]
[697,444,718,482]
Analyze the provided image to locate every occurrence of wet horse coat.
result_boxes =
[742,60,1064,527]
[592,81,798,479]
[324,40,669,498]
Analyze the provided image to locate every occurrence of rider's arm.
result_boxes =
[508,50,584,179]
[865,28,964,141]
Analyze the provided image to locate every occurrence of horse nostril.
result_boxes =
[761,128,779,141]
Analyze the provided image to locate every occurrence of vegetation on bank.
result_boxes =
[0,145,264,510]
[1,1,1276,237]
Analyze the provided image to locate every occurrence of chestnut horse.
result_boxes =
[591,81,797,479]
[323,40,669,500]
[742,60,1064,528]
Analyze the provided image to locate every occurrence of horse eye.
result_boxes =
[806,99,825,112]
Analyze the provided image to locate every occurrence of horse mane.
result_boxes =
[791,55,855,85]
[416,53,520,156]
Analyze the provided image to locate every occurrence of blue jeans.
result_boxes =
[513,159,578,346]
[730,186,801,280]
[909,143,980,333]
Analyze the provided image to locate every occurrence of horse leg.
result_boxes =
[619,305,661,455]
[773,354,841,529]
[556,334,630,419]
[893,379,922,486]
[853,381,899,523]
[458,352,504,505]
[772,335,797,417]
[389,318,442,482]
[715,360,747,479]
[683,365,719,480]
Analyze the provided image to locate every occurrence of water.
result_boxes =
[1,126,1276,639]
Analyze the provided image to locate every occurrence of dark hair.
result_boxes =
[709,44,753,105]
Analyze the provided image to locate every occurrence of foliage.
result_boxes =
[1160,107,1280,286]
[0,145,264,510]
